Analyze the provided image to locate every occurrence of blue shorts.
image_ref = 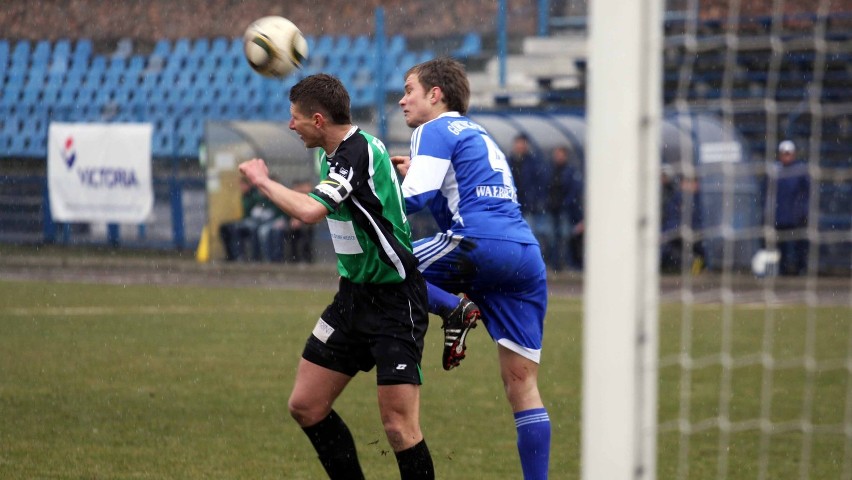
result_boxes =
[413,232,548,363]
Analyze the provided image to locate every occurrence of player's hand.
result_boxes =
[239,158,270,186]
[391,155,411,177]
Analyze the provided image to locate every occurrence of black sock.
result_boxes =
[394,439,434,480]
[301,410,364,480]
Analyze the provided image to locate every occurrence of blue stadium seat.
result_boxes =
[30,114,49,156]
[175,117,203,157]
[55,88,77,110]
[312,35,334,58]
[417,50,435,63]
[73,39,92,61]
[25,70,46,91]
[32,40,51,67]
[41,84,61,108]
[20,89,41,108]
[152,38,171,58]
[89,55,107,75]
[5,66,27,88]
[228,37,243,57]
[106,57,126,79]
[386,35,406,59]
[191,38,210,59]
[12,40,31,64]
[453,33,482,59]
[0,84,21,110]
[48,54,70,75]
[8,134,28,157]
[172,38,191,59]
[352,35,371,53]
[53,38,71,61]
[210,37,230,58]
[0,40,9,66]
[62,68,86,88]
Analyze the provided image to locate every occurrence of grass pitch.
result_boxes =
[1,279,848,479]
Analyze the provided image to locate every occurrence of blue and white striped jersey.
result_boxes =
[402,112,539,245]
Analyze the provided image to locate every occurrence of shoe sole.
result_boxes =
[443,309,480,370]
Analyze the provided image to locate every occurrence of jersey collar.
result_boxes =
[326,125,359,158]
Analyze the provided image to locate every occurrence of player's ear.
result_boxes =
[312,112,324,128]
[430,86,442,105]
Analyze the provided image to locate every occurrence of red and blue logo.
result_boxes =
[61,136,76,169]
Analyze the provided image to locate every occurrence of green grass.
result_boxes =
[0,280,848,479]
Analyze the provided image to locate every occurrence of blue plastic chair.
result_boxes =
[172,38,191,59]
[387,35,406,56]
[32,40,51,66]
[453,33,482,59]
[0,40,9,65]
[352,35,371,53]
[53,39,71,61]
[73,39,93,61]
[0,85,21,110]
[152,38,171,58]
[313,35,334,58]
[210,37,230,57]
[12,40,31,64]
[191,38,210,58]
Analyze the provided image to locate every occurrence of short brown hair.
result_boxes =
[289,74,352,125]
[406,57,470,115]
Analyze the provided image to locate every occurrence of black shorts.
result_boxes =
[302,272,429,385]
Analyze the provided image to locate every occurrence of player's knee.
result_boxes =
[381,417,421,452]
[288,394,327,426]
[500,361,541,404]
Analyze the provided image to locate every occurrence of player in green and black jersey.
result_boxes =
[239,74,433,480]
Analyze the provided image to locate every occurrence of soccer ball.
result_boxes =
[243,16,308,78]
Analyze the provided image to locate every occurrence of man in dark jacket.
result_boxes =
[773,140,810,275]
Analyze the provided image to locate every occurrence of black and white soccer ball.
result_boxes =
[243,16,308,78]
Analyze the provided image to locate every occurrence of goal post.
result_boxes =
[582,0,664,479]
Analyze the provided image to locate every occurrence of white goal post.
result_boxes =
[582,0,663,479]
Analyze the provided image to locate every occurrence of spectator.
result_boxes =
[772,140,810,275]
[544,145,584,271]
[507,134,548,245]
[282,179,316,263]
[219,177,284,262]
[660,165,705,274]
[508,134,544,216]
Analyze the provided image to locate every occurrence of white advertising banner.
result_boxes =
[48,123,153,223]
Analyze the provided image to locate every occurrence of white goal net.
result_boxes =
[583,0,852,479]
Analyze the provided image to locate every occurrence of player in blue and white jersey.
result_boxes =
[393,58,551,480]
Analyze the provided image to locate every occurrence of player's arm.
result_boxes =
[239,158,328,224]
[400,153,450,213]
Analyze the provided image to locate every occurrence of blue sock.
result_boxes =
[514,408,551,480]
[426,282,460,318]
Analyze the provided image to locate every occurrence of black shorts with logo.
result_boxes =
[302,271,429,385]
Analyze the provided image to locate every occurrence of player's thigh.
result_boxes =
[412,232,478,293]
[468,241,548,354]
[376,383,423,450]
[368,274,430,386]
[377,383,421,421]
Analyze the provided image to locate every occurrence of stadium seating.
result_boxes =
[0,34,438,159]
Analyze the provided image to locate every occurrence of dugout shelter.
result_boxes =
[204,110,759,270]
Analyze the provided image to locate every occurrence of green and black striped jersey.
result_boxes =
[309,126,416,284]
